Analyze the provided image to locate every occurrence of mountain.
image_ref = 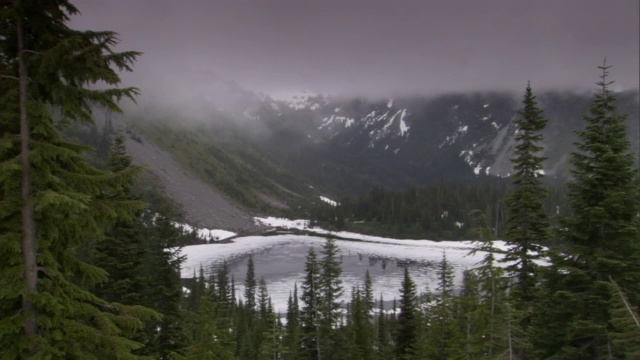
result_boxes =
[118,86,639,229]
[233,89,640,194]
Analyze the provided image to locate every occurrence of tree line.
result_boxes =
[308,180,570,240]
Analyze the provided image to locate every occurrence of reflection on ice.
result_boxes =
[181,234,506,312]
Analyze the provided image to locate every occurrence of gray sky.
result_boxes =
[72,0,639,100]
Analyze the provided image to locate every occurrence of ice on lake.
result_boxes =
[181,233,506,312]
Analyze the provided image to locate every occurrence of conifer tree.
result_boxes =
[363,270,375,315]
[0,1,155,357]
[244,255,257,313]
[536,62,640,359]
[503,83,549,303]
[139,212,188,359]
[346,285,375,360]
[468,210,511,357]
[93,133,146,306]
[395,267,419,359]
[284,284,302,360]
[608,278,640,358]
[425,253,461,360]
[257,277,270,320]
[318,238,344,359]
[184,283,235,360]
[375,295,394,360]
[300,248,322,360]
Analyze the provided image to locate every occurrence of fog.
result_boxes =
[71,0,639,109]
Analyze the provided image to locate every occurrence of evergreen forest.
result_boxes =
[1,2,639,359]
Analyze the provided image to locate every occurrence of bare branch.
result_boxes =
[0,75,19,81]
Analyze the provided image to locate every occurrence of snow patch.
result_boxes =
[399,109,409,136]
[320,196,338,207]
[174,222,237,242]
[254,217,310,229]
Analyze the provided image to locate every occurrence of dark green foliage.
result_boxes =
[284,284,302,360]
[244,255,257,313]
[375,295,395,360]
[503,83,549,302]
[425,253,461,360]
[311,182,514,239]
[137,212,188,359]
[300,248,322,360]
[395,267,419,359]
[0,1,159,358]
[184,285,235,360]
[535,63,640,359]
[319,238,344,359]
[93,133,146,306]
[608,279,640,358]
[344,286,375,360]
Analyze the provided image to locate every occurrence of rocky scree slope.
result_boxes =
[123,134,265,233]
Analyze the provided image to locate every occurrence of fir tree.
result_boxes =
[284,284,302,360]
[375,295,394,360]
[608,278,640,358]
[363,270,375,315]
[244,255,257,314]
[93,133,146,306]
[536,62,640,359]
[138,212,188,359]
[319,238,344,360]
[0,1,155,357]
[425,253,461,360]
[257,277,270,320]
[300,248,322,360]
[184,282,235,360]
[503,82,549,303]
[346,285,375,360]
[395,267,419,359]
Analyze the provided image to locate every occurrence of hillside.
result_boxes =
[124,88,639,199]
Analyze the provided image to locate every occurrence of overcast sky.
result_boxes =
[72,0,639,100]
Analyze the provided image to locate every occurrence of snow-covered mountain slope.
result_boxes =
[243,90,639,194]
[126,86,639,197]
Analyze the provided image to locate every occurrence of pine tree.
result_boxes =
[184,282,235,360]
[284,284,302,360]
[318,238,344,360]
[608,278,640,358]
[503,83,549,303]
[93,133,146,306]
[395,267,419,359]
[363,270,375,315]
[468,210,511,358]
[536,62,640,359]
[257,277,270,321]
[0,1,156,357]
[425,253,461,360]
[300,248,322,360]
[375,295,394,360]
[244,255,257,314]
[345,285,375,360]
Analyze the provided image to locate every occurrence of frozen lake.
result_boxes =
[181,233,502,312]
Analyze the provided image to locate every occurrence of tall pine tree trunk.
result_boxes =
[16,2,39,350]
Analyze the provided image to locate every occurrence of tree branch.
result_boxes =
[0,74,20,81]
